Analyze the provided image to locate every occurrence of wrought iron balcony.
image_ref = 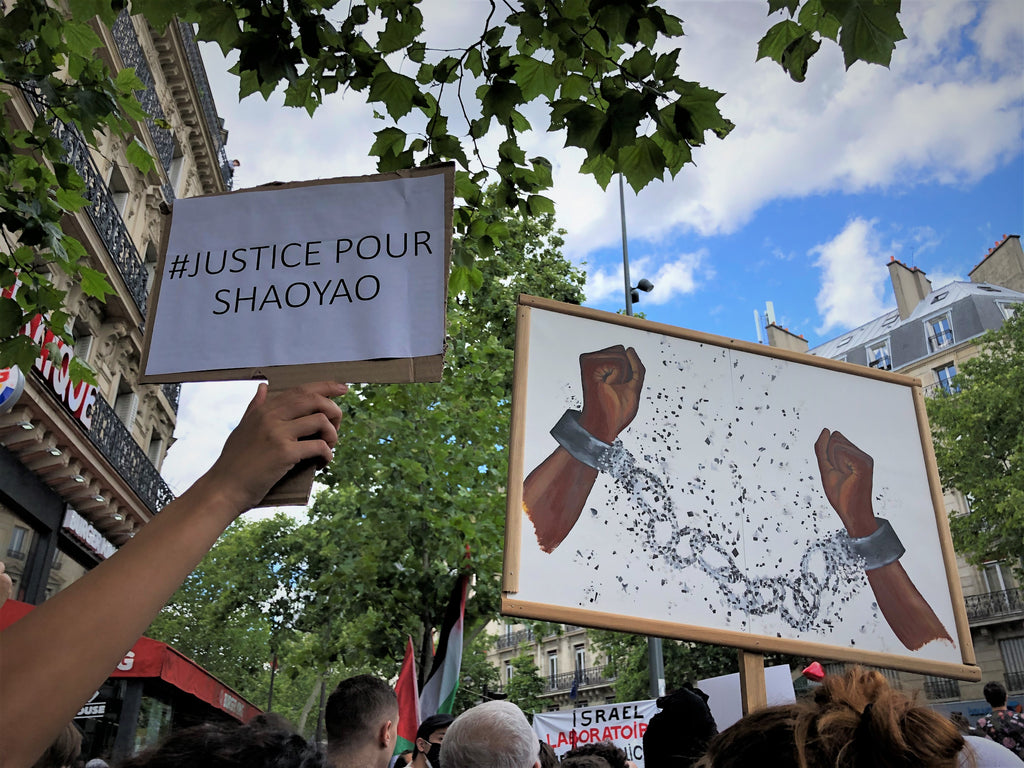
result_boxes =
[923,676,961,700]
[88,395,175,515]
[964,588,1024,623]
[544,665,617,694]
[178,21,234,190]
[496,629,534,649]
[112,11,175,201]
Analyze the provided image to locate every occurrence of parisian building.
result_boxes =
[0,9,247,759]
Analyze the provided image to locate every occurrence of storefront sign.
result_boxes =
[0,366,25,413]
[75,690,108,720]
[62,507,117,559]
[533,700,657,766]
[1,284,97,428]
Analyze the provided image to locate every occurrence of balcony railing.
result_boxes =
[112,11,175,201]
[964,588,1024,623]
[89,395,175,514]
[923,677,961,700]
[177,21,234,190]
[1007,670,1024,691]
[544,665,617,694]
[927,329,955,353]
[496,629,534,649]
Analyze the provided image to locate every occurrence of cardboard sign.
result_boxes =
[503,296,979,682]
[140,165,453,386]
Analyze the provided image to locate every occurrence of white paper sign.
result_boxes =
[697,664,797,731]
[533,699,657,765]
[143,171,448,378]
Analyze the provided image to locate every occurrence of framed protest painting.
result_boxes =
[502,296,979,680]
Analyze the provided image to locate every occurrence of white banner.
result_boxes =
[143,169,449,378]
[533,700,657,766]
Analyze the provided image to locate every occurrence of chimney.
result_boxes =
[969,234,1024,293]
[887,257,932,319]
[766,323,808,353]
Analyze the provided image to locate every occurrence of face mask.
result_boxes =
[426,742,443,767]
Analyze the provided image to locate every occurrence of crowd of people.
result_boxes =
[2,382,1023,768]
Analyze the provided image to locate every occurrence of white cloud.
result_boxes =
[584,251,710,307]
[812,218,894,334]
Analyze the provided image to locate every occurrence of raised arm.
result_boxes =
[0,381,346,768]
[523,345,645,552]
[814,428,951,650]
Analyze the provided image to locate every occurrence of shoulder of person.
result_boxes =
[961,734,1024,767]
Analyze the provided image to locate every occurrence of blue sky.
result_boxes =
[161,0,1024,499]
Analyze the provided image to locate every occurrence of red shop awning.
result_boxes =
[0,600,261,722]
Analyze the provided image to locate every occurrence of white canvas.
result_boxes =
[512,307,963,666]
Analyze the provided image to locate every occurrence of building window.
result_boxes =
[7,525,28,559]
[868,340,892,371]
[927,315,954,352]
[574,645,586,673]
[998,302,1021,320]
[114,388,139,430]
[147,436,164,467]
[934,363,958,394]
[505,662,514,683]
[1001,637,1024,691]
[923,675,960,700]
[983,562,1009,594]
[548,652,558,684]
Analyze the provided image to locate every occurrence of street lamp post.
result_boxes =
[618,174,665,699]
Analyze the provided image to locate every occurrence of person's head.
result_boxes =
[983,681,1008,708]
[440,701,539,768]
[695,667,964,768]
[563,742,628,768]
[32,722,82,768]
[325,674,398,763]
[412,714,454,766]
[643,684,718,767]
[561,758,611,768]
[537,741,558,768]
[116,713,326,768]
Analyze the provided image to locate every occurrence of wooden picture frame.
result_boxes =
[502,295,979,681]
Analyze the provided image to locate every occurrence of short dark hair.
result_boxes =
[560,757,611,768]
[564,742,628,768]
[984,681,1008,708]
[117,713,325,768]
[416,713,455,742]
[32,721,82,768]
[325,675,397,752]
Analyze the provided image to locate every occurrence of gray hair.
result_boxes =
[440,701,539,768]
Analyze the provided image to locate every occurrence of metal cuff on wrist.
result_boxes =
[847,518,905,571]
[550,409,614,472]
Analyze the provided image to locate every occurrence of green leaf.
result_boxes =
[465,47,484,78]
[195,3,242,54]
[757,19,805,64]
[0,297,23,337]
[579,153,615,189]
[767,0,800,15]
[368,71,418,119]
[115,67,146,93]
[64,21,103,58]
[526,194,555,216]
[369,127,407,158]
[79,266,113,300]
[618,136,665,193]
[824,0,906,69]
[55,188,92,213]
[126,140,156,175]
[798,0,841,41]
[512,56,559,101]
[781,32,822,82]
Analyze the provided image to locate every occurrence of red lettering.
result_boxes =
[638,722,647,737]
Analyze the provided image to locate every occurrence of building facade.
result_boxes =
[771,234,1024,715]
[487,622,619,711]
[1,13,231,614]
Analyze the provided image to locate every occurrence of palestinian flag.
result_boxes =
[419,574,468,718]
[395,635,420,755]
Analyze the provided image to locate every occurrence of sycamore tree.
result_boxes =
[926,310,1024,576]
[504,646,547,718]
[299,189,586,680]
[1,0,906,370]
